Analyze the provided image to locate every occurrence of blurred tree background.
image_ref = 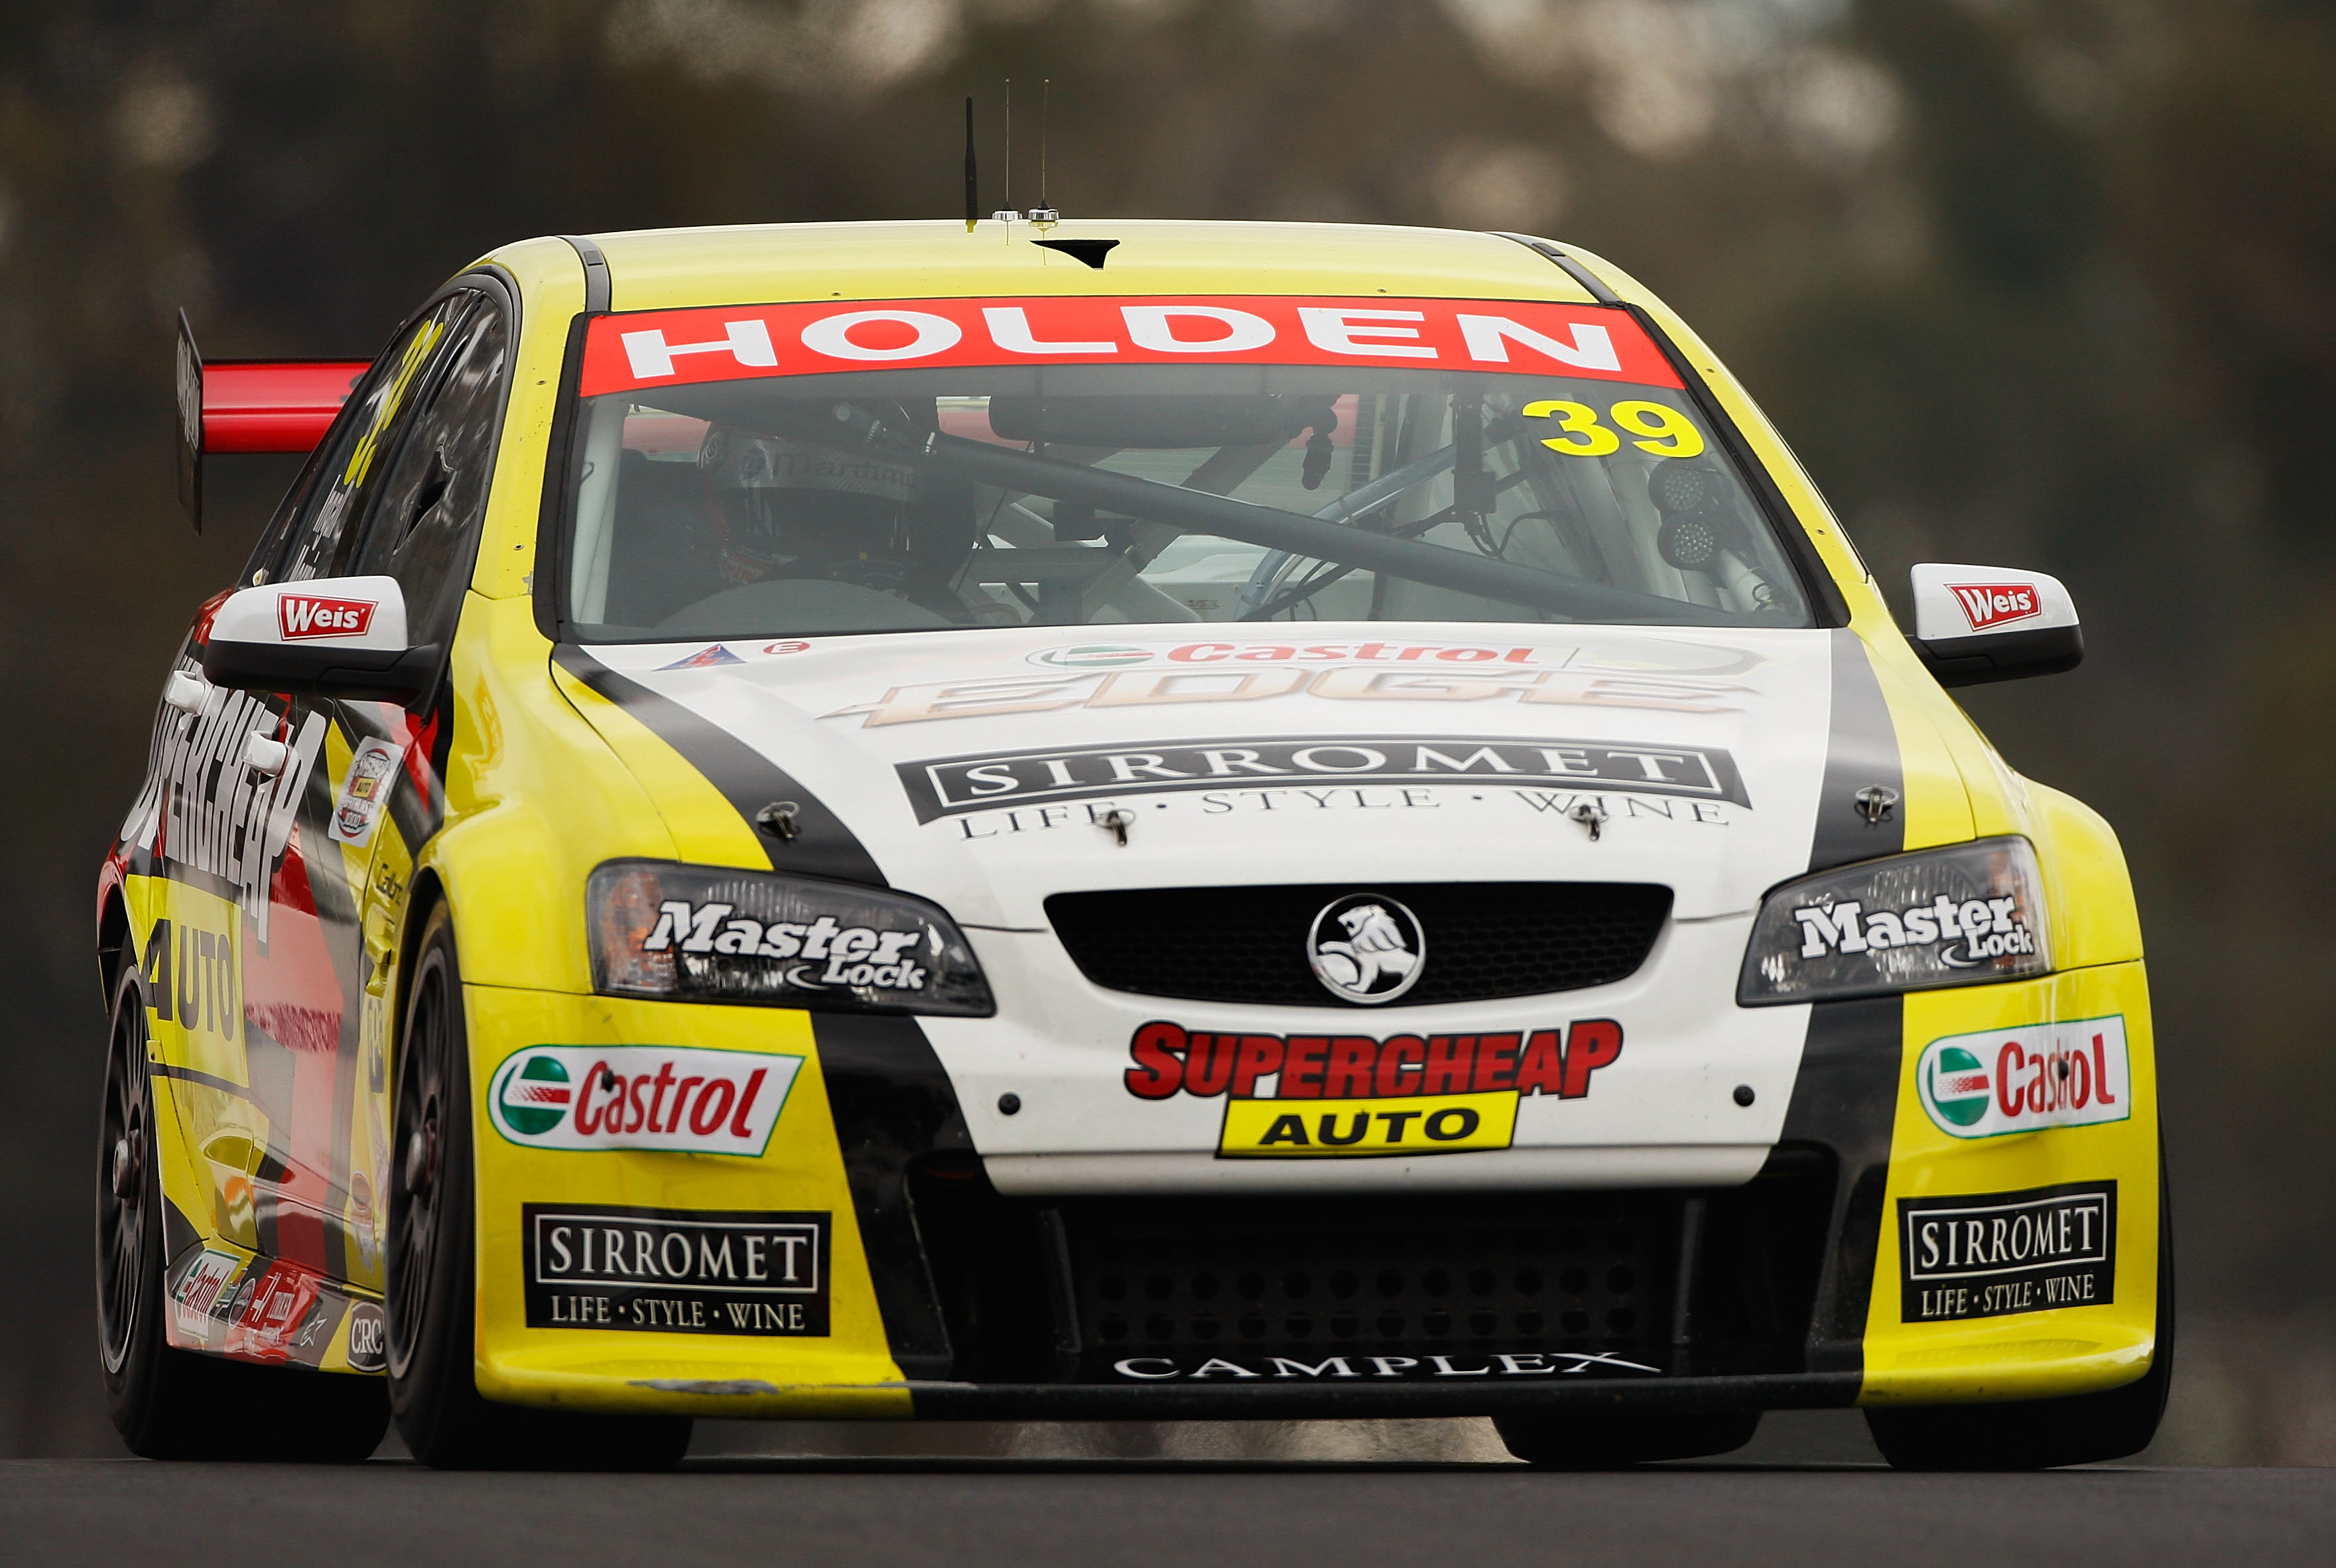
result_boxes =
[2,0,2331,1459]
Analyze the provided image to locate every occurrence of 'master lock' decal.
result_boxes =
[899,735,1748,822]
[580,296,1683,398]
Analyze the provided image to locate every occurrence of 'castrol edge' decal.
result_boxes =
[487,1045,803,1156]
[580,296,1683,398]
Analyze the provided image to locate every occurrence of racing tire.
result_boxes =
[99,952,390,1461]
[1864,1149,2175,1471]
[1494,1409,1762,1467]
[386,902,692,1471]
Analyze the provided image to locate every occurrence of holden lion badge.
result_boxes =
[1307,893,1425,1005]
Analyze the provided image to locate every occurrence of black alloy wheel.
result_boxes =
[97,959,153,1391]
[98,952,389,1461]
[1493,1407,1762,1468]
[387,901,692,1470]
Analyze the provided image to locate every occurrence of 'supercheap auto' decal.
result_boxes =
[1127,1019,1623,1158]
[117,666,327,940]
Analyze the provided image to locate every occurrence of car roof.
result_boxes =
[535,220,1606,312]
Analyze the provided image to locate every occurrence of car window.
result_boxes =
[340,296,510,648]
[555,297,1813,639]
[250,293,472,592]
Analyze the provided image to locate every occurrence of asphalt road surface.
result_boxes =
[7,1424,2332,1568]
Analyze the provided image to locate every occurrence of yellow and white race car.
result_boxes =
[96,218,2165,1470]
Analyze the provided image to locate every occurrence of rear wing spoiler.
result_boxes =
[176,310,367,532]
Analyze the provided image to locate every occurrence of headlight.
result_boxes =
[588,861,995,1016]
[1737,837,2050,1006]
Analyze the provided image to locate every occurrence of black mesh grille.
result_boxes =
[1063,1193,1667,1375]
[1045,882,1671,1007]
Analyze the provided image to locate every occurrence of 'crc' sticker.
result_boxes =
[1915,1015,2130,1139]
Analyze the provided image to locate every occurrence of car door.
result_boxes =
[222,284,505,1328]
[323,287,512,1306]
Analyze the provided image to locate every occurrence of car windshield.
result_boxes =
[556,298,1813,639]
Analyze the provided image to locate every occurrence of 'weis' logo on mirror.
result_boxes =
[277,594,376,640]
[1949,583,2040,631]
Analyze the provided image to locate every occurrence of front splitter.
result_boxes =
[904,1370,1862,1420]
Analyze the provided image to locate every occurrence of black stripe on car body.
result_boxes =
[807,1012,972,1382]
[1807,628,1905,874]
[1774,633,1911,1374]
[551,644,890,887]
[1778,994,1905,1377]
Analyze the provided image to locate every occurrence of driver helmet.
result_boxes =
[696,421,925,588]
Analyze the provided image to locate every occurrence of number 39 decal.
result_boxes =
[1521,399,1705,459]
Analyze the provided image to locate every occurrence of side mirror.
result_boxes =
[1907,564,2084,688]
[202,576,440,701]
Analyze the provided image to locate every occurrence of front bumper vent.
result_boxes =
[1045,882,1671,1008]
[1066,1193,1663,1375]
[907,1154,1837,1388]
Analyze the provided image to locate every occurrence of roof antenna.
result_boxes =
[1029,79,1059,226]
[993,79,1019,222]
[963,96,978,231]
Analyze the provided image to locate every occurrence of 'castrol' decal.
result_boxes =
[1915,1015,2130,1139]
[486,1045,802,1157]
[277,594,376,640]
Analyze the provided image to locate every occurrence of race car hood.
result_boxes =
[558,621,1943,929]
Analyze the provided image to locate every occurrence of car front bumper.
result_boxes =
[465,959,2160,1418]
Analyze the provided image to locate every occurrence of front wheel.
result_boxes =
[1864,1149,2175,1470]
[97,950,388,1461]
[1494,1408,1761,1467]
[386,901,692,1470]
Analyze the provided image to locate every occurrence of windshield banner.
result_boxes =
[579,296,1683,398]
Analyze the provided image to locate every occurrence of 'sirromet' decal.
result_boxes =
[1914,1016,2130,1139]
[1899,1182,2115,1323]
[523,1203,829,1337]
[898,734,1748,822]
[486,1045,801,1157]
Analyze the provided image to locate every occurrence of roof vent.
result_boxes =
[1034,238,1118,270]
